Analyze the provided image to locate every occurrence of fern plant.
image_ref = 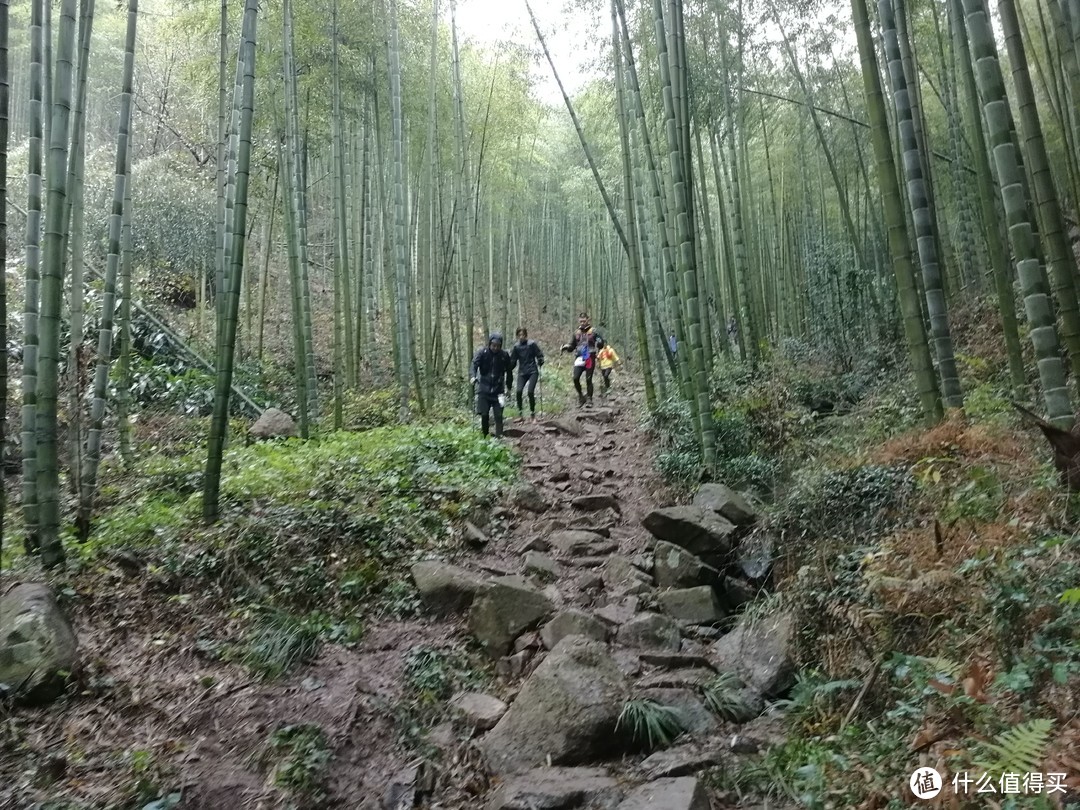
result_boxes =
[616,699,686,750]
[973,719,1054,777]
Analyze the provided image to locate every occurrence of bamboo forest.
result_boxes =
[5,0,1080,803]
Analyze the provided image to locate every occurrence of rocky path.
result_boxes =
[405,387,795,809]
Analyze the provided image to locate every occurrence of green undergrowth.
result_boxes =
[74,423,517,678]
[395,644,492,753]
[648,307,1080,807]
[252,724,331,808]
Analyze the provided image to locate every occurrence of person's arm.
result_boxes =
[470,350,482,382]
[561,332,578,353]
[504,352,514,390]
[612,348,621,364]
[535,342,545,367]
[507,344,519,371]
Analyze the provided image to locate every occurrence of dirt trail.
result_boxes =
[182,382,671,807]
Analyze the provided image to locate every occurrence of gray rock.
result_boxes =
[549,530,608,557]
[602,556,652,592]
[571,494,620,513]
[411,561,487,616]
[640,744,727,779]
[541,610,608,649]
[639,688,718,735]
[464,521,489,549]
[616,613,681,652]
[497,649,535,680]
[248,407,296,439]
[638,652,715,670]
[594,597,641,627]
[637,668,715,690]
[450,692,508,732]
[486,767,624,810]
[570,556,608,569]
[657,587,724,626]
[478,636,629,776]
[0,584,78,705]
[693,482,760,525]
[711,612,796,698]
[738,530,776,581]
[613,649,642,676]
[642,506,737,561]
[524,551,559,582]
[470,577,555,658]
[729,712,789,754]
[653,541,721,590]
[721,576,758,609]
[512,482,551,513]
[616,777,709,810]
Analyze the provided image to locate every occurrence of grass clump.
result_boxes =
[702,672,757,722]
[616,699,686,751]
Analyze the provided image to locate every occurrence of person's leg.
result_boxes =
[477,392,490,435]
[515,373,526,415]
[573,365,586,405]
[493,399,505,437]
[585,366,594,401]
[602,368,611,391]
[526,372,538,415]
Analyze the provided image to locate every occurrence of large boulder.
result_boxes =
[653,541,721,590]
[411,561,487,616]
[711,612,796,698]
[616,613,681,652]
[657,587,724,626]
[470,577,555,658]
[486,767,623,810]
[478,636,629,776]
[616,778,709,810]
[0,584,78,705]
[248,407,296,439]
[692,483,760,526]
[541,610,609,649]
[642,506,737,561]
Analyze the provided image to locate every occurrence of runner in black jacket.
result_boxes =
[470,332,513,438]
[508,327,545,421]
[560,312,604,407]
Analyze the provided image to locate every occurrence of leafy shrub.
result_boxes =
[718,454,780,495]
[644,396,701,485]
[780,464,914,541]
[256,724,331,808]
[239,608,325,680]
[341,387,401,431]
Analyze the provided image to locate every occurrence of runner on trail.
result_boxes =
[560,311,605,407]
[509,327,545,422]
[598,342,620,394]
[470,332,513,438]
